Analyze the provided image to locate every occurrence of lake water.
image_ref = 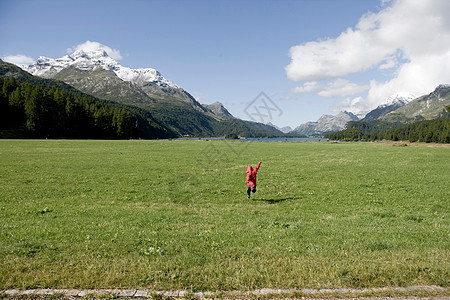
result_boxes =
[178,137,330,142]
[237,137,328,142]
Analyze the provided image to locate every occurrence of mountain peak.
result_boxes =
[436,84,450,89]
[17,41,179,88]
[379,84,450,121]
[381,93,415,107]
[361,95,412,122]
[340,110,359,119]
[204,101,233,117]
[292,111,358,136]
[71,48,109,60]
[264,121,293,133]
[433,84,450,98]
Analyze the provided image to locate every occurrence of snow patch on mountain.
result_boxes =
[380,93,415,107]
[20,45,179,88]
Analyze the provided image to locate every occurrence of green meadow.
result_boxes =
[0,139,449,291]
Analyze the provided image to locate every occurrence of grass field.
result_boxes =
[0,139,449,292]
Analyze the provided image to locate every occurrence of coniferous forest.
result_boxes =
[326,107,450,143]
[1,67,449,142]
[0,77,174,139]
[0,57,286,139]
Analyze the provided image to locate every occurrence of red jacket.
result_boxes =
[246,161,261,187]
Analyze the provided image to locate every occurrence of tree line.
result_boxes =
[326,108,450,143]
[345,118,421,134]
[1,77,139,139]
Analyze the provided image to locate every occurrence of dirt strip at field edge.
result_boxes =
[1,285,449,299]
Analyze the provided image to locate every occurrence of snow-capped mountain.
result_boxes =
[381,84,450,121]
[5,42,285,137]
[0,57,284,138]
[21,48,179,89]
[380,93,415,107]
[361,93,416,122]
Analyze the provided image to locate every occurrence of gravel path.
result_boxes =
[2,285,449,299]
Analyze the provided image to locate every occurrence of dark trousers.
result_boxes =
[247,185,256,197]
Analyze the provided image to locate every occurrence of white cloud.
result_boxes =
[378,50,403,70]
[380,0,393,6]
[292,79,368,98]
[335,96,368,116]
[286,27,390,81]
[317,79,369,98]
[286,0,450,114]
[3,54,34,66]
[70,41,123,60]
[365,52,450,107]
[291,81,322,94]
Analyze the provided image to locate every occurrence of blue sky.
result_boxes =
[1,0,449,128]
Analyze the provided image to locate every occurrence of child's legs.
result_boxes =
[247,185,256,195]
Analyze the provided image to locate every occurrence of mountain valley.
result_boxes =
[5,48,282,138]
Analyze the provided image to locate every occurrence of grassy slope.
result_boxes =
[53,66,282,138]
[0,140,448,290]
[381,86,450,122]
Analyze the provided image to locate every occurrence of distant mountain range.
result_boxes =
[6,47,282,138]
[291,111,359,136]
[265,122,293,134]
[380,84,450,122]
[327,85,450,143]
[361,94,415,122]
[290,85,449,136]
[5,44,449,139]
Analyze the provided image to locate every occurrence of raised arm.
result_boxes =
[255,161,261,172]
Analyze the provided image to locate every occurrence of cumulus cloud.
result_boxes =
[286,28,389,81]
[291,81,322,94]
[318,79,369,98]
[3,54,34,66]
[286,0,450,113]
[334,96,366,115]
[292,79,368,98]
[68,41,123,60]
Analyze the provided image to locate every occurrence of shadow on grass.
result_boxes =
[252,197,296,204]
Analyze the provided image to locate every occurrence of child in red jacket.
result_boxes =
[246,161,261,198]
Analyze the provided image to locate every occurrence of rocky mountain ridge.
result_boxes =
[203,101,233,118]
[361,94,415,122]
[22,49,180,89]
[265,122,293,134]
[19,46,206,114]
[6,45,281,138]
[380,84,450,122]
[14,47,221,135]
[291,111,359,136]
[292,86,449,137]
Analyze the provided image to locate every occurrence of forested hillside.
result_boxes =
[326,106,450,143]
[1,59,284,139]
[0,77,175,139]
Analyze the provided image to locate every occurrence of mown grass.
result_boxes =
[0,139,449,291]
